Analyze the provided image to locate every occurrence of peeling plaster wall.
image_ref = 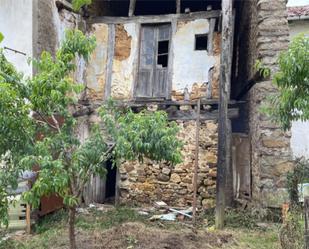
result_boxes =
[111,23,139,100]
[88,17,220,101]
[86,24,109,100]
[172,19,216,94]
[0,0,33,76]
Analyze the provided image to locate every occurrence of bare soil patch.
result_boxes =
[74,222,232,249]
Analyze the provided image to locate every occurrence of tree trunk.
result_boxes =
[69,207,77,249]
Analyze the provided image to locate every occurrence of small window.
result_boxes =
[195,34,208,51]
[157,40,169,68]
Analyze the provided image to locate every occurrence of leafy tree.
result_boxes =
[0,36,34,227]
[265,34,309,130]
[72,0,92,11]
[0,30,182,249]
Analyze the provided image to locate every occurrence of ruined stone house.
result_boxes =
[0,0,294,209]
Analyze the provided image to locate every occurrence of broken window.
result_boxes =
[157,40,169,68]
[195,34,208,51]
[135,24,171,99]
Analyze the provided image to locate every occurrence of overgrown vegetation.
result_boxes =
[286,158,309,206]
[264,34,309,131]
[0,207,281,249]
[0,29,182,249]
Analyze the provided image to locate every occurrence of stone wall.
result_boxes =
[248,0,294,207]
[119,120,218,208]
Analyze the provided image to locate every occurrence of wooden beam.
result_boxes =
[176,0,181,13]
[305,197,309,249]
[167,108,238,121]
[192,99,200,226]
[128,0,137,17]
[89,10,221,25]
[215,0,233,230]
[105,24,115,100]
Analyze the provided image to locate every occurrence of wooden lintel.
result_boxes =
[121,99,239,107]
[167,108,239,121]
[88,10,221,25]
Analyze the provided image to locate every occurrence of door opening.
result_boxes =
[104,159,117,204]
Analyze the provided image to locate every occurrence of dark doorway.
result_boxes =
[104,160,117,203]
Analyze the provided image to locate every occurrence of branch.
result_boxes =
[51,114,61,133]
[35,111,58,130]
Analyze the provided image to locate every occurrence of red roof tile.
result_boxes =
[288,6,309,18]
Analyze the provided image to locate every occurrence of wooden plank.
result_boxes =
[89,10,221,25]
[215,0,233,230]
[128,0,136,17]
[167,108,239,121]
[176,0,181,14]
[26,204,31,234]
[192,99,200,226]
[105,24,115,100]
[305,197,309,249]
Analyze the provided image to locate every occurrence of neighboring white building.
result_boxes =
[288,4,309,158]
[0,0,34,77]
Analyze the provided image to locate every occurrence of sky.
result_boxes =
[287,0,309,7]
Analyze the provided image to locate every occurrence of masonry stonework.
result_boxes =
[248,0,294,207]
[119,120,218,208]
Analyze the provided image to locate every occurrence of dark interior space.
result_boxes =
[195,34,208,50]
[90,0,222,16]
[104,159,117,202]
[135,0,176,15]
[181,0,221,12]
[226,0,253,134]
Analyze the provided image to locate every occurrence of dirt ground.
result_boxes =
[74,222,232,249]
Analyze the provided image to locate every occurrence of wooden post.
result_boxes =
[192,99,201,226]
[128,0,136,17]
[305,197,309,249]
[26,204,31,234]
[215,0,233,230]
[176,0,181,14]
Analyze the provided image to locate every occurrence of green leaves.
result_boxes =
[264,34,309,130]
[72,0,92,12]
[99,101,183,166]
[0,32,4,43]
[29,30,96,116]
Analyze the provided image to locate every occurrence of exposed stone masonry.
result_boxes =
[119,120,218,208]
[248,0,294,207]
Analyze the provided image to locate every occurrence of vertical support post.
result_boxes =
[128,0,137,17]
[176,0,181,13]
[305,197,309,249]
[26,203,31,234]
[215,0,233,229]
[192,99,201,226]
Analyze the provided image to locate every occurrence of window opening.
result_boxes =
[195,34,208,51]
[157,40,169,67]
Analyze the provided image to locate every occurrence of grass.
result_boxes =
[0,206,284,249]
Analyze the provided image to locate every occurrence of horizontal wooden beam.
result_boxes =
[88,10,221,25]
[167,108,239,121]
[121,99,239,107]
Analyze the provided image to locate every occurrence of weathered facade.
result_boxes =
[0,0,296,209]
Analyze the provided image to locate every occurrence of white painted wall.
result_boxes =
[0,0,33,76]
[172,19,216,91]
[290,19,309,158]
